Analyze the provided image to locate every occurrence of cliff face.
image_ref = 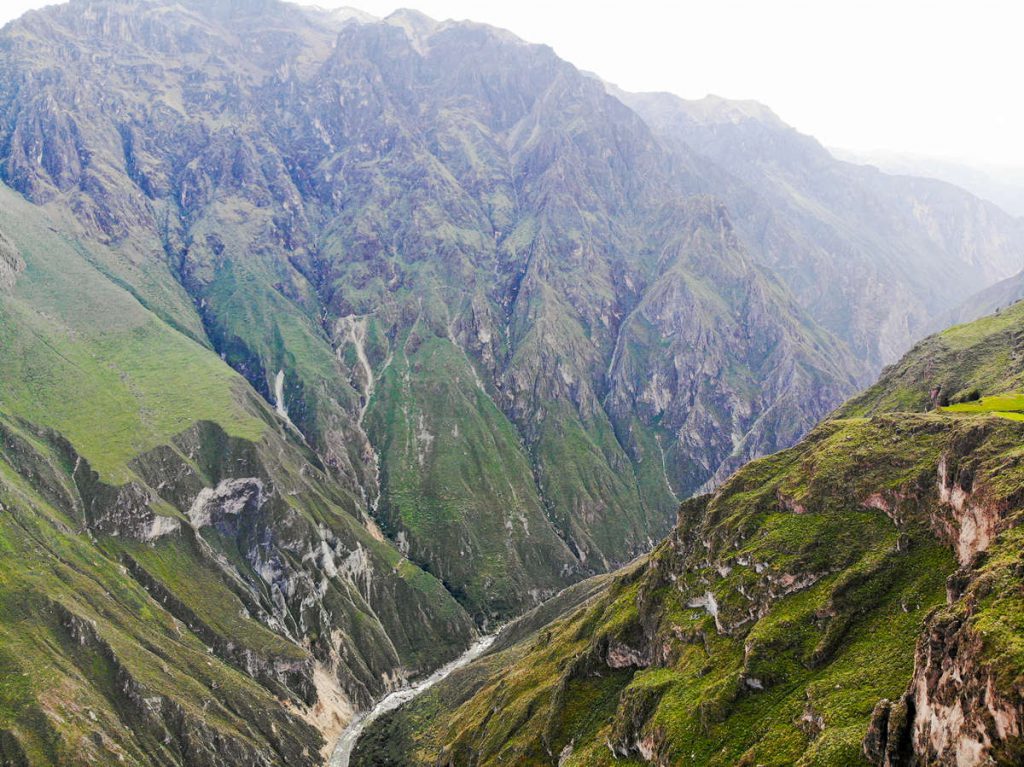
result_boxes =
[866,465,1024,767]
[353,312,1024,767]
[2,0,1019,627]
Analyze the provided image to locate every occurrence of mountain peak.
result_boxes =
[382,7,439,46]
[181,0,280,13]
[685,93,782,125]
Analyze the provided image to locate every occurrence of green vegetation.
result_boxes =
[0,187,478,762]
[943,392,1024,420]
[842,300,1024,418]
[0,187,263,482]
[367,333,578,620]
[0,415,320,766]
[3,3,1024,766]
[354,409,1024,766]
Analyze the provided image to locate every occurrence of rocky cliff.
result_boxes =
[614,89,1024,368]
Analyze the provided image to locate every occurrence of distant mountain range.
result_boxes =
[833,147,1024,217]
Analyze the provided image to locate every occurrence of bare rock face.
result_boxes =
[908,614,1021,766]
[866,549,1024,767]
[185,477,264,531]
[864,697,915,766]
[0,405,476,765]
[70,451,180,540]
[862,433,1024,766]
[56,601,319,767]
[122,420,478,709]
[934,451,1008,566]
[615,89,1024,370]
[865,614,1024,767]
[3,0,1019,634]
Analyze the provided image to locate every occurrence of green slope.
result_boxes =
[354,308,1024,767]
[841,299,1024,416]
[0,188,478,763]
[0,413,320,766]
[0,186,264,482]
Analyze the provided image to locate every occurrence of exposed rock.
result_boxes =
[186,477,265,531]
[936,454,1005,565]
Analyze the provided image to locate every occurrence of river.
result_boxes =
[328,633,497,766]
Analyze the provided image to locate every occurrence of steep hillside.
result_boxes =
[832,148,1024,218]
[0,183,477,763]
[0,0,871,619]
[842,298,1024,416]
[354,307,1024,767]
[614,89,1024,367]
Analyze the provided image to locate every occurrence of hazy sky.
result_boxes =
[2,0,1021,167]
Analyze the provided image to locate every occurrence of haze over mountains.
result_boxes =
[0,1,1021,765]
[833,148,1024,218]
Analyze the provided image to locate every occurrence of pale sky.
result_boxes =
[2,0,1022,168]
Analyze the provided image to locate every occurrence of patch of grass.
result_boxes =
[0,190,263,481]
[943,392,1024,421]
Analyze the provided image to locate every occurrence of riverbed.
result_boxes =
[328,633,497,766]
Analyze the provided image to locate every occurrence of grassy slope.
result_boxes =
[353,406,1024,766]
[0,187,479,761]
[0,414,319,766]
[352,282,1024,764]
[367,332,579,621]
[943,393,1024,421]
[842,299,1024,417]
[0,186,263,482]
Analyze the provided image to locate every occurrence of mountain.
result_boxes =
[353,302,1024,767]
[0,1,1022,764]
[832,148,1024,218]
[0,1,865,760]
[611,89,1024,367]
[0,0,875,625]
[0,185,476,765]
[939,270,1024,329]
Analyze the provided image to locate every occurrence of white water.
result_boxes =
[328,633,497,766]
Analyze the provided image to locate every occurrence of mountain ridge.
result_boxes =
[610,84,1024,367]
[0,0,878,615]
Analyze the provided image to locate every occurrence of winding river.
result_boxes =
[328,633,497,766]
